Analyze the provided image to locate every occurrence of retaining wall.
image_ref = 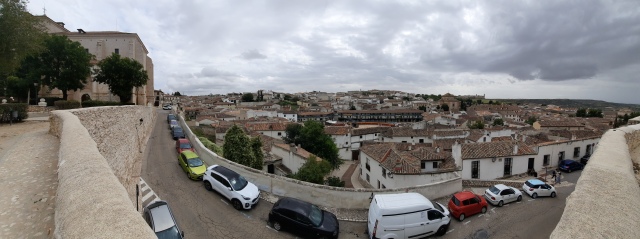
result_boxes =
[49,107,156,239]
[550,124,640,239]
[179,116,462,209]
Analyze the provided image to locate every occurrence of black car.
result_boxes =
[172,126,185,140]
[580,154,591,165]
[167,114,177,123]
[268,197,339,239]
[143,200,184,239]
[558,159,584,173]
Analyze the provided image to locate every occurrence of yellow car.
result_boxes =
[178,151,206,180]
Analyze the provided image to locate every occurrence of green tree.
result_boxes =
[325,176,345,187]
[283,94,291,101]
[242,93,254,102]
[94,53,149,103]
[299,121,342,169]
[587,109,603,118]
[0,0,46,82]
[468,120,485,129]
[27,35,93,100]
[576,108,587,117]
[283,123,303,145]
[525,116,537,125]
[223,124,254,166]
[291,156,332,184]
[418,106,427,112]
[441,104,449,111]
[249,137,264,170]
[493,118,504,126]
[476,99,482,104]
[173,91,182,96]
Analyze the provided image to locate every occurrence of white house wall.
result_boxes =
[258,130,286,139]
[271,146,305,173]
[535,138,600,169]
[462,155,534,180]
[360,152,459,189]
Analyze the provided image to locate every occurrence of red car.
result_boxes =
[175,138,195,154]
[447,191,488,221]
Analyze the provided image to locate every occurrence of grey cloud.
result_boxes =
[240,49,267,60]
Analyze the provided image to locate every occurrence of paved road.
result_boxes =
[141,109,366,238]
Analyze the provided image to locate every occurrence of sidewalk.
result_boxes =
[0,120,59,239]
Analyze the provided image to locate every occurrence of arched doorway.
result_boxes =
[81,94,91,102]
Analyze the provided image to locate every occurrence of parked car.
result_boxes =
[269,197,339,239]
[178,151,206,180]
[169,120,178,129]
[448,191,488,221]
[167,114,177,123]
[171,126,185,140]
[580,154,591,165]
[368,192,450,238]
[558,159,584,173]
[484,184,522,207]
[522,179,557,199]
[203,165,260,210]
[175,138,195,154]
[163,104,172,110]
[142,200,184,239]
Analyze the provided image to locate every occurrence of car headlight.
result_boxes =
[242,196,251,200]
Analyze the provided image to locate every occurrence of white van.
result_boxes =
[367,193,450,239]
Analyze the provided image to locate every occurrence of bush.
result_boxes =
[54,100,81,110]
[82,100,122,108]
[198,136,223,155]
[0,103,28,123]
[325,176,345,187]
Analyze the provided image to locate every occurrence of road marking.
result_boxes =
[478,214,484,217]
[516,202,521,204]
[266,225,278,232]
[241,212,252,219]
[141,192,154,202]
[528,199,535,202]
[464,220,471,225]
[446,229,454,234]
[220,199,229,205]
[141,184,150,192]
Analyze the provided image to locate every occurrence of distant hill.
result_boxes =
[491,99,640,111]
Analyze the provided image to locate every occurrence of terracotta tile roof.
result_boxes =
[325,126,351,135]
[352,127,390,136]
[382,128,432,137]
[537,119,583,127]
[461,141,536,159]
[273,143,322,161]
[360,143,454,174]
[433,130,467,138]
[491,136,513,141]
[337,109,423,114]
[245,122,290,131]
[432,138,462,150]
[467,130,485,141]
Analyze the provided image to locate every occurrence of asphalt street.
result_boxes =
[141,109,579,239]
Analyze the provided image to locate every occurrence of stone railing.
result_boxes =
[179,116,462,209]
[462,179,524,189]
[550,124,640,239]
[49,106,156,239]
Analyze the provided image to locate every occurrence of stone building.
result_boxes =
[35,15,154,105]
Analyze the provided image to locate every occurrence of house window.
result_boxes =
[366,174,370,182]
[433,162,438,169]
[402,141,407,143]
[421,161,426,169]
[277,132,282,136]
[504,158,512,176]
[419,139,424,143]
[360,135,363,139]
[573,147,580,157]
[483,137,486,142]
[377,180,380,189]
[114,48,119,54]
[543,154,550,166]
[471,161,479,179]
[365,159,370,171]
[586,144,592,155]
[559,151,565,161]
[381,184,386,189]
[382,168,387,178]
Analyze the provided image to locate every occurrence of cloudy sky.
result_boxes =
[27,0,640,104]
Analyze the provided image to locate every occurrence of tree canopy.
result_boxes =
[493,118,504,126]
[242,93,254,102]
[283,121,342,169]
[94,53,148,103]
[441,104,449,112]
[249,137,264,170]
[0,0,46,82]
[290,156,332,184]
[223,124,255,166]
[23,35,93,100]
[525,116,537,125]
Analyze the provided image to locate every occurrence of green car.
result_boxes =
[178,151,206,180]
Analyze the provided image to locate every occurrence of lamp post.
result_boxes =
[34,82,38,104]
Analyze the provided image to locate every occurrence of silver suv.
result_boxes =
[143,200,184,239]
[203,165,260,210]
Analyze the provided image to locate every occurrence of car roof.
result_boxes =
[493,184,509,190]
[181,151,198,158]
[177,138,190,143]
[275,197,311,217]
[527,179,545,185]
[374,192,434,210]
[146,201,176,232]
[454,191,478,201]
[210,165,239,179]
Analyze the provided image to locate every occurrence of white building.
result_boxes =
[271,143,321,174]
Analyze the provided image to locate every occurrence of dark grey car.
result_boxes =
[143,200,184,239]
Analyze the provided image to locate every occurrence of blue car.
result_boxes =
[558,159,584,173]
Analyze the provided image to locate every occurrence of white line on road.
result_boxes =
[266,225,278,232]
[141,192,154,202]
[528,199,535,202]
[464,220,471,225]
[141,184,150,192]
[220,199,229,205]
[478,214,484,217]
[446,229,454,234]
[241,212,252,219]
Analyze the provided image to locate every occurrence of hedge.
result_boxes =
[54,100,81,110]
[0,103,28,123]
[82,100,122,108]
[198,136,223,155]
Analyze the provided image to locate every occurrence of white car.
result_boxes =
[522,179,557,199]
[203,165,260,210]
[163,105,172,110]
[484,184,522,206]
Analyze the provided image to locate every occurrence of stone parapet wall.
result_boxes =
[462,179,523,189]
[551,125,640,239]
[50,109,155,239]
[70,106,156,204]
[179,116,462,209]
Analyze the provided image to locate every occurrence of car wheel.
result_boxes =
[481,206,487,214]
[458,214,465,221]
[517,195,522,202]
[272,221,282,231]
[551,192,557,198]
[204,181,212,191]
[436,226,447,236]
[498,200,503,207]
[532,193,538,199]
[232,199,243,210]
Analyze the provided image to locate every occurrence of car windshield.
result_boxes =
[489,186,500,195]
[187,158,203,167]
[180,143,192,149]
[451,195,460,206]
[433,202,445,213]
[155,225,181,239]
[308,205,323,227]
[174,127,183,132]
[229,175,248,191]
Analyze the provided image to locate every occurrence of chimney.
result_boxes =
[513,143,519,154]
[436,147,441,153]
[408,145,412,151]
[290,143,297,153]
